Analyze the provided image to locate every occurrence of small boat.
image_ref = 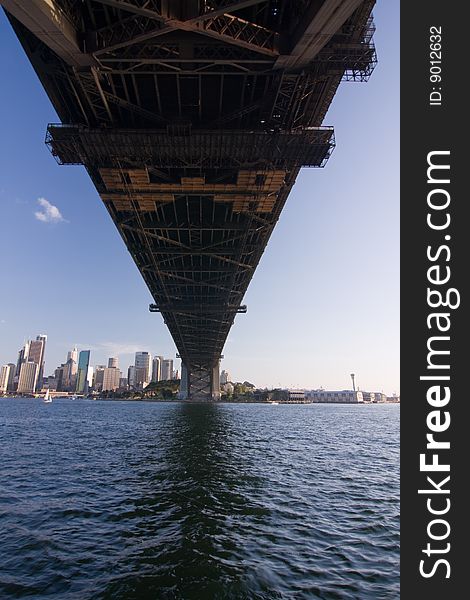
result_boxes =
[270,401,279,405]
[43,389,52,403]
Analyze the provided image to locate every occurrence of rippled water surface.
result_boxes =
[0,400,399,599]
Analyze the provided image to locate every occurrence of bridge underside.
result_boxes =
[3,0,376,401]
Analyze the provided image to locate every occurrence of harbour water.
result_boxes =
[0,399,399,599]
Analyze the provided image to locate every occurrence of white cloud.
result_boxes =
[34,197,66,223]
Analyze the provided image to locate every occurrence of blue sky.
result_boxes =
[0,2,399,393]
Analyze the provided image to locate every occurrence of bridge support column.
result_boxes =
[178,361,221,402]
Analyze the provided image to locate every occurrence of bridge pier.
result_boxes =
[178,361,220,402]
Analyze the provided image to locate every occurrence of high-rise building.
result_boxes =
[135,352,151,385]
[108,357,118,369]
[102,367,120,391]
[76,350,91,393]
[17,361,39,394]
[161,359,174,381]
[0,364,15,393]
[220,370,231,385]
[93,365,106,391]
[119,377,128,390]
[66,346,78,376]
[15,341,30,378]
[54,364,66,391]
[134,367,149,390]
[86,366,93,390]
[67,346,78,364]
[27,334,47,390]
[151,356,162,382]
[128,365,136,388]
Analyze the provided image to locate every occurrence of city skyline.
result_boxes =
[1,333,396,395]
[0,2,399,394]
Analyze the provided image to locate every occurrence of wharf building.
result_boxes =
[272,389,309,403]
[308,390,364,403]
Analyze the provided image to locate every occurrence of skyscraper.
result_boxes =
[102,367,120,391]
[0,364,15,393]
[161,359,174,381]
[108,357,118,369]
[135,352,151,385]
[67,346,78,364]
[94,365,106,391]
[128,365,136,388]
[220,370,231,385]
[15,341,30,378]
[151,356,162,382]
[76,350,91,394]
[17,361,39,394]
[28,335,47,391]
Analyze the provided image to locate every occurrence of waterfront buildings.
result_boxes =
[272,389,308,403]
[17,361,39,394]
[308,390,364,403]
[76,350,91,393]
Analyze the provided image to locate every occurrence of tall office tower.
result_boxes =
[66,346,78,376]
[128,365,136,389]
[161,359,174,381]
[17,361,39,394]
[119,377,127,390]
[108,357,118,369]
[76,350,91,393]
[151,356,162,383]
[29,335,47,390]
[86,366,93,390]
[220,370,231,385]
[0,365,13,393]
[67,346,78,363]
[15,341,30,378]
[54,364,66,391]
[135,352,151,385]
[134,367,149,390]
[94,365,106,392]
[62,356,78,390]
[6,363,16,391]
[102,367,120,392]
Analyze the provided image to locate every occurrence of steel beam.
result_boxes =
[1,0,93,67]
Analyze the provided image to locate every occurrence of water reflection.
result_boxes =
[101,403,268,600]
